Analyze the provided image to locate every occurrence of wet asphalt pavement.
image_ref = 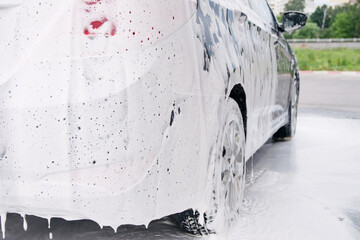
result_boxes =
[300,72,360,114]
[2,72,360,240]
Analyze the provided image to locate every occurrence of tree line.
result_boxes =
[279,0,360,39]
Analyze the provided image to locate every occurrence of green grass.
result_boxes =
[293,48,360,71]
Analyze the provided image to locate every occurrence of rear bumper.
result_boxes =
[0,92,221,230]
[0,74,216,228]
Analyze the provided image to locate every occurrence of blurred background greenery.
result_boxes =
[277,0,360,39]
[294,48,360,71]
[275,0,360,71]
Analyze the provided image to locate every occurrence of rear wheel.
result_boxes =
[175,98,246,235]
[273,78,299,140]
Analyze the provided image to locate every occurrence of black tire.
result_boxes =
[172,209,210,235]
[273,78,299,140]
[174,98,246,235]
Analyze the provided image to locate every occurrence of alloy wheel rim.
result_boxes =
[220,120,244,213]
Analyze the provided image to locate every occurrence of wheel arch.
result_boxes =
[229,84,247,138]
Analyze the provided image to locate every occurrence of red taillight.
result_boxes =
[81,0,117,37]
[71,0,197,56]
[3,0,197,62]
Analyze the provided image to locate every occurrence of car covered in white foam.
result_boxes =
[0,0,306,235]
